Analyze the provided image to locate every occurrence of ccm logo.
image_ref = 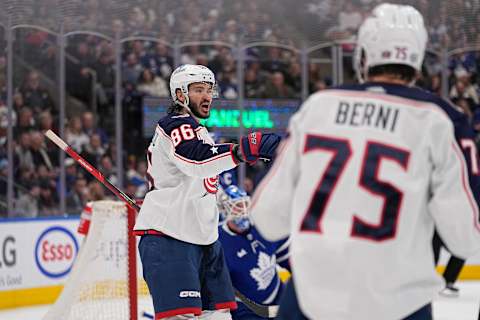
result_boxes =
[179,290,201,298]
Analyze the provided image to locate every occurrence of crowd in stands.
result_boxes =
[1,0,480,217]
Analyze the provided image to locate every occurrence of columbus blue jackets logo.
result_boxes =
[203,176,219,194]
[249,252,276,290]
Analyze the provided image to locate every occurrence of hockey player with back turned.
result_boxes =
[133,64,280,320]
[250,3,480,320]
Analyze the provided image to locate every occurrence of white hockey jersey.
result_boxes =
[133,113,238,245]
[251,83,480,320]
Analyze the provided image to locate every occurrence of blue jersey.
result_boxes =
[218,222,289,318]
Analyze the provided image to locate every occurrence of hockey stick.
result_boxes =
[234,288,279,318]
[45,130,140,212]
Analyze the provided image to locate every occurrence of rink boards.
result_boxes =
[0,217,479,310]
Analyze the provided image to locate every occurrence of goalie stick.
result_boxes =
[45,130,140,212]
[45,129,279,318]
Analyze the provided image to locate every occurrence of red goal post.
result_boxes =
[43,200,151,320]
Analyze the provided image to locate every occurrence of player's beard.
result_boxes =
[189,100,210,119]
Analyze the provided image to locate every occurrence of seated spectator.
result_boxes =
[82,111,108,146]
[449,67,479,105]
[218,71,238,99]
[37,110,55,133]
[122,53,143,89]
[141,42,173,79]
[453,97,475,121]
[93,51,116,107]
[66,116,89,152]
[244,68,265,98]
[137,69,169,97]
[284,61,302,95]
[261,47,288,74]
[66,175,88,215]
[261,72,295,98]
[313,78,331,92]
[38,180,59,216]
[81,133,106,170]
[14,181,40,218]
[30,131,55,170]
[15,107,35,138]
[63,158,78,195]
[14,131,34,172]
[87,180,107,202]
[20,71,55,114]
[99,155,118,186]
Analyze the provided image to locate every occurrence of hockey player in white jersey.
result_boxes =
[133,64,280,319]
[217,185,290,319]
[250,4,480,320]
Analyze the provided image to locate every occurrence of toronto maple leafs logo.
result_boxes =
[249,252,276,290]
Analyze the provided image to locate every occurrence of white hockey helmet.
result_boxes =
[354,3,428,82]
[169,64,218,108]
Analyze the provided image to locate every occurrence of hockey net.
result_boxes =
[43,200,152,320]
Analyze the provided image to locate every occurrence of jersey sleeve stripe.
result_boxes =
[173,151,232,165]
[452,141,480,231]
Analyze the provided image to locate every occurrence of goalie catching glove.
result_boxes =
[235,132,281,165]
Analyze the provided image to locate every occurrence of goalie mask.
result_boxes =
[169,64,218,116]
[218,185,251,232]
[354,3,428,83]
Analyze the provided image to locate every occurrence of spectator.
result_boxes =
[30,131,55,170]
[93,51,115,107]
[13,181,40,218]
[122,53,143,88]
[66,175,88,215]
[244,67,264,98]
[81,133,105,170]
[218,71,238,99]
[449,67,479,105]
[284,61,302,96]
[261,72,295,98]
[137,68,169,97]
[38,180,59,216]
[14,131,34,172]
[82,111,108,146]
[15,107,35,138]
[20,71,55,114]
[313,78,330,92]
[261,47,288,74]
[37,110,55,134]
[87,180,107,201]
[66,41,94,105]
[141,42,173,79]
[63,158,78,195]
[66,116,89,152]
[99,155,118,186]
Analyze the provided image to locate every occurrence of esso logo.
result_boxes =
[35,226,79,278]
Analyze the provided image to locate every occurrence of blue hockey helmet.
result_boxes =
[218,185,251,231]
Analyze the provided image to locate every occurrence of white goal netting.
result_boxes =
[43,200,152,320]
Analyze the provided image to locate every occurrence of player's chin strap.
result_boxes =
[234,288,279,318]
[175,97,193,115]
